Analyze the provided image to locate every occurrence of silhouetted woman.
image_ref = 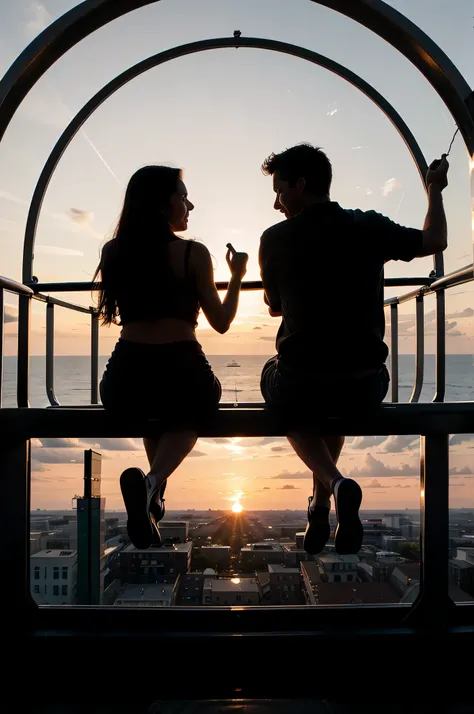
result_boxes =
[95,166,247,548]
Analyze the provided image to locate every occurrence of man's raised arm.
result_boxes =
[417,155,449,257]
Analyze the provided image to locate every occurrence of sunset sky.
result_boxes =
[1,1,473,510]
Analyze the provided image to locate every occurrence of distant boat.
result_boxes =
[226,360,241,368]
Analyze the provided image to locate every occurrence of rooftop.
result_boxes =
[394,563,421,580]
[115,583,176,605]
[201,545,231,551]
[450,559,474,570]
[123,541,192,554]
[268,565,300,574]
[314,582,399,606]
[241,542,284,552]
[203,578,259,593]
[31,549,77,559]
[319,554,359,565]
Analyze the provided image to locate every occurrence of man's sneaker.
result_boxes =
[333,478,363,555]
[120,468,158,549]
[145,474,165,547]
[303,497,330,555]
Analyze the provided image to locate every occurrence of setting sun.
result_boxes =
[232,501,243,513]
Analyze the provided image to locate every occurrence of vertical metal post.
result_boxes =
[91,312,99,404]
[410,294,425,403]
[433,290,446,402]
[17,293,31,408]
[0,436,32,609]
[418,433,451,625]
[390,303,399,402]
[0,288,4,407]
[46,302,60,406]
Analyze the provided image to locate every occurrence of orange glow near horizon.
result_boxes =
[232,501,243,513]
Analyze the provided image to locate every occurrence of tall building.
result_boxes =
[76,450,105,605]
[30,549,78,605]
[267,564,302,605]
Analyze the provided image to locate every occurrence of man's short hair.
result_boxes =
[261,144,332,197]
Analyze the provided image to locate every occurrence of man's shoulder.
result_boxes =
[260,220,293,242]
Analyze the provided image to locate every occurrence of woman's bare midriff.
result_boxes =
[121,318,197,344]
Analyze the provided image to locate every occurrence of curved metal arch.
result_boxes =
[0,0,472,153]
[23,36,432,283]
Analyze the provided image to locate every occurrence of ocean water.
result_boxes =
[2,353,474,407]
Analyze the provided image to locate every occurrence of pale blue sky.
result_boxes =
[0,0,473,354]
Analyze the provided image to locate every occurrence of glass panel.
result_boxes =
[2,293,18,408]
[449,435,474,604]
[30,434,421,607]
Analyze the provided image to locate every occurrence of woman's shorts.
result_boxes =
[100,339,221,424]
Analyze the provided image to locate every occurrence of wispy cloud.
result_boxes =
[381,177,403,197]
[4,305,18,324]
[327,108,337,116]
[51,208,103,240]
[68,208,94,225]
[0,190,28,205]
[35,245,84,257]
[25,2,52,40]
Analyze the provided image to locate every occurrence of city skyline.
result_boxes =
[1,2,473,513]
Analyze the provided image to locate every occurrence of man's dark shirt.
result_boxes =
[259,202,423,373]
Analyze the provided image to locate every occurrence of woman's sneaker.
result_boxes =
[333,478,363,555]
[303,497,330,555]
[120,468,159,549]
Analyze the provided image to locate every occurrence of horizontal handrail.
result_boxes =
[430,264,473,291]
[33,292,94,315]
[0,275,33,296]
[384,263,474,307]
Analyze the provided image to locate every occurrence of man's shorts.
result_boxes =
[261,355,390,415]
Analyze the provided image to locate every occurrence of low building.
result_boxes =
[267,564,302,605]
[159,521,189,543]
[179,571,216,605]
[120,541,192,583]
[382,535,407,552]
[318,554,360,583]
[282,543,314,568]
[449,558,474,597]
[31,549,78,605]
[240,541,285,571]
[198,545,231,569]
[202,577,260,605]
[390,563,420,595]
[401,522,420,540]
[114,581,179,607]
[301,561,398,605]
[361,520,387,548]
[295,533,305,550]
[455,547,474,565]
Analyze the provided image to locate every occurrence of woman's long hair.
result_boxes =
[94,165,181,325]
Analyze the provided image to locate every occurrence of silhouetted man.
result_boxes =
[259,143,448,555]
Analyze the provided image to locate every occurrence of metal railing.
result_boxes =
[1,265,473,409]
[0,276,96,407]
